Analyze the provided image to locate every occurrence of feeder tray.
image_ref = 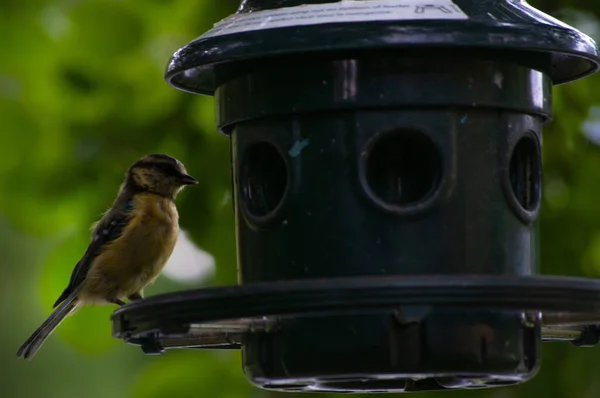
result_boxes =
[112,275,600,392]
[113,275,600,350]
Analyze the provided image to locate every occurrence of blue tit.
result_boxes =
[17,154,198,360]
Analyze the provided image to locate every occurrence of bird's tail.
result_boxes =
[17,290,80,360]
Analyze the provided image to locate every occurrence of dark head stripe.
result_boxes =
[130,161,182,178]
[143,154,179,164]
[131,153,181,168]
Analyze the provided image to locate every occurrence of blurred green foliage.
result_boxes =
[3,0,600,397]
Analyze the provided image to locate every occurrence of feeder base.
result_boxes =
[112,275,600,392]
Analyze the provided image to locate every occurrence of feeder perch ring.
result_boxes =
[112,275,600,352]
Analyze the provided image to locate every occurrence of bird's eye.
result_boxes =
[167,165,182,177]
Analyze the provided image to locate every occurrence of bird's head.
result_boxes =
[125,154,198,199]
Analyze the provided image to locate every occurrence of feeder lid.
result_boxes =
[165,0,600,95]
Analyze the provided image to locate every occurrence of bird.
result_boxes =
[17,153,198,360]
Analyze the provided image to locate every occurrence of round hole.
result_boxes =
[509,136,541,212]
[240,142,288,218]
[365,129,442,207]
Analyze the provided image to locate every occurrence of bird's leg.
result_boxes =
[110,299,127,306]
[127,292,143,301]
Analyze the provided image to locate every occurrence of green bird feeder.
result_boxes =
[113,0,600,393]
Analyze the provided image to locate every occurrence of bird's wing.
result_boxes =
[52,200,134,308]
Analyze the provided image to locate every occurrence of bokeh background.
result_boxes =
[3,0,600,397]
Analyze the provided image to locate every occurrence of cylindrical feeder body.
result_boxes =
[229,56,544,392]
[165,0,599,393]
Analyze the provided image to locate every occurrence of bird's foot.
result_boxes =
[127,292,143,301]
[110,299,127,306]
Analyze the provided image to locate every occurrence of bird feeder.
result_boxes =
[112,0,600,393]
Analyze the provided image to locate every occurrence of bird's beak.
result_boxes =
[179,173,198,185]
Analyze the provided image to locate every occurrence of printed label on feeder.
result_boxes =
[200,0,468,38]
